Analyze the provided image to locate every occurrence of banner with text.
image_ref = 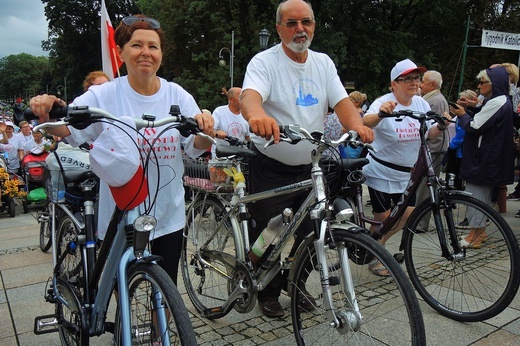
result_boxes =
[481,30,520,51]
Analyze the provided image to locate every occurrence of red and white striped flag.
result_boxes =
[101,0,122,80]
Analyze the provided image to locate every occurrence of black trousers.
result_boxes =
[248,145,312,302]
[150,230,183,285]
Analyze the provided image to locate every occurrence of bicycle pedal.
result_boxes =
[38,212,50,223]
[393,253,405,263]
[34,314,59,334]
[105,322,115,334]
[329,276,340,286]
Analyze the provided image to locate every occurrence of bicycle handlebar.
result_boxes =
[30,105,215,143]
[264,125,375,152]
[378,109,453,125]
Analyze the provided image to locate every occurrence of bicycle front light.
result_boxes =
[332,198,354,222]
[133,215,157,259]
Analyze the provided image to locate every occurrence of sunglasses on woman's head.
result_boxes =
[122,16,160,29]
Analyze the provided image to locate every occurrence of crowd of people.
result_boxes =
[7,0,517,322]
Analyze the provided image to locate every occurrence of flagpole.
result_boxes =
[112,49,121,77]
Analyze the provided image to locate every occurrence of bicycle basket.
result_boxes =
[183,155,214,190]
[208,158,233,189]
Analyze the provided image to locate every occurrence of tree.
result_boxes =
[37,0,520,109]
[0,54,49,101]
[42,0,138,99]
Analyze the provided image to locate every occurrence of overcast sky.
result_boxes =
[0,0,49,58]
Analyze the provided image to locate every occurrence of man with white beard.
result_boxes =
[240,0,374,318]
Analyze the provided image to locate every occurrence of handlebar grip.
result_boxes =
[378,111,392,118]
[22,105,69,121]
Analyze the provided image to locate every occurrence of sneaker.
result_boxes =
[515,211,520,218]
[298,289,316,311]
[458,218,469,227]
[508,192,520,200]
[259,300,285,318]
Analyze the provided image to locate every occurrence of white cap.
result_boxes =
[390,59,427,81]
[89,116,148,210]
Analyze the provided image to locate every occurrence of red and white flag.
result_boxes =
[101,0,122,80]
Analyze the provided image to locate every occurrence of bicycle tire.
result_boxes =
[39,200,53,252]
[22,196,29,214]
[181,195,238,318]
[55,215,87,346]
[56,215,84,289]
[9,197,15,217]
[114,263,197,345]
[290,228,425,345]
[403,193,520,321]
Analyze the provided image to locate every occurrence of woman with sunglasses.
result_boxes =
[449,66,514,248]
[29,14,215,286]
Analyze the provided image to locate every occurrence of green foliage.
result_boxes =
[0,54,49,100]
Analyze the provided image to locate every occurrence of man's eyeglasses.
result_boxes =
[122,16,160,29]
[395,76,421,83]
[478,80,490,85]
[279,19,315,29]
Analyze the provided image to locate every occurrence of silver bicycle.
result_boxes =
[182,125,426,345]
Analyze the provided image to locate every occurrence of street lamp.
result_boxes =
[56,85,65,99]
[56,77,68,103]
[218,31,234,87]
[259,28,270,50]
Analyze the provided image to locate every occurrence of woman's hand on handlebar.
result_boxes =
[193,110,215,138]
[29,94,67,123]
[379,101,398,115]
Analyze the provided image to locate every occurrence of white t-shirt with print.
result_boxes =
[66,76,205,240]
[242,43,348,165]
[0,134,23,172]
[363,93,431,194]
[212,105,249,156]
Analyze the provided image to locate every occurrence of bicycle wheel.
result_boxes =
[290,228,425,345]
[404,193,520,321]
[115,263,197,345]
[181,195,238,318]
[55,278,87,345]
[39,200,53,252]
[56,216,84,288]
[54,214,86,345]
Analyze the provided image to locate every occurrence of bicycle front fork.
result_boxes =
[314,221,362,332]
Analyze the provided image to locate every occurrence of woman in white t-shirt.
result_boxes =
[362,59,445,276]
[28,15,214,285]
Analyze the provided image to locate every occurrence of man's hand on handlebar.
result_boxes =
[351,125,374,143]
[248,114,280,143]
[29,94,67,123]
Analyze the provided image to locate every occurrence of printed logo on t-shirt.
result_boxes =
[227,122,246,138]
[294,80,319,107]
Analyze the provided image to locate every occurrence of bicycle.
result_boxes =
[181,125,426,345]
[38,144,91,253]
[333,109,520,322]
[29,105,198,345]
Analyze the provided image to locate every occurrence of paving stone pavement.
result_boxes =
[1,186,520,345]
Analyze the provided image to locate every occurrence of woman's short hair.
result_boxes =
[114,14,165,52]
[82,71,109,91]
